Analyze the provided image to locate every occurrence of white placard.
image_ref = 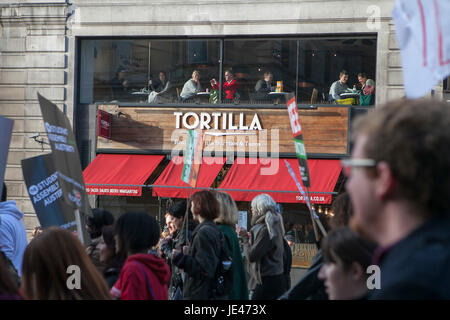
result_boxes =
[238,211,247,230]
[392,0,450,98]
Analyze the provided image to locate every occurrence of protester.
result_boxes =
[159,200,196,300]
[279,192,353,300]
[0,251,21,300]
[318,227,376,300]
[97,225,126,289]
[86,208,115,273]
[0,183,27,277]
[239,194,286,300]
[214,191,249,300]
[345,98,450,299]
[111,212,170,300]
[21,227,111,299]
[31,226,42,238]
[172,191,226,300]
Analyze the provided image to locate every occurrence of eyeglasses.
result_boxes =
[341,158,377,177]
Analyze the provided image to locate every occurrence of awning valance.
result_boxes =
[83,154,164,196]
[217,158,341,204]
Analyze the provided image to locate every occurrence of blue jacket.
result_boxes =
[369,216,450,299]
[0,201,28,276]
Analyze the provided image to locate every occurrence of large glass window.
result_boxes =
[79,39,220,104]
[224,39,297,104]
[79,36,376,105]
[297,37,377,104]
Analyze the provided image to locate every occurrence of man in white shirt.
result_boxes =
[329,70,349,102]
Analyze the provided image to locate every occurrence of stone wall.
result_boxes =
[0,1,69,239]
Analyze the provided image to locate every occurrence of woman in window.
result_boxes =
[180,70,201,101]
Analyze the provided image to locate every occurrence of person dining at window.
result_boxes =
[148,71,173,103]
[255,71,275,101]
[329,70,349,102]
[357,73,368,90]
[180,70,201,101]
[210,69,240,102]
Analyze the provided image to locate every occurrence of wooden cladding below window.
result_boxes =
[96,105,349,156]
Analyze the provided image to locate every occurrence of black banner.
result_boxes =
[37,94,91,242]
[22,154,76,230]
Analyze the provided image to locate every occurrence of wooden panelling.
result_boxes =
[96,105,349,156]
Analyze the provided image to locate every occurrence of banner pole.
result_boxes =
[75,209,85,246]
[306,187,327,239]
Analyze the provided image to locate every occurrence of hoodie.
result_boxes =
[0,201,28,276]
[111,253,170,300]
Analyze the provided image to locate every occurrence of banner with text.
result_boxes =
[286,95,311,187]
[22,154,77,230]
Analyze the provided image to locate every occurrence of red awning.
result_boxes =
[218,158,341,204]
[83,154,164,196]
[152,156,225,198]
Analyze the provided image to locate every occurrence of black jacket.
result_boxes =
[176,220,224,300]
[369,216,450,300]
[278,249,328,300]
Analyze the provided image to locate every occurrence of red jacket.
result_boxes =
[111,253,170,300]
[212,79,240,99]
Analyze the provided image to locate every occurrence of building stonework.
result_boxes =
[0,1,68,239]
[1,0,444,237]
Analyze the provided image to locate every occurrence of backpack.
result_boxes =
[212,230,234,299]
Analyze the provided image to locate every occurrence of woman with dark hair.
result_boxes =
[97,225,126,289]
[0,252,21,300]
[159,200,197,300]
[86,208,115,273]
[21,227,111,300]
[172,190,226,300]
[111,212,170,300]
[318,227,376,300]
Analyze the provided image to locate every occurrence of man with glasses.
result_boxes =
[342,98,450,299]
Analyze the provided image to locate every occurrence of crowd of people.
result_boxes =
[0,98,449,300]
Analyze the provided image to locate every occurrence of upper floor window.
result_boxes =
[79,36,376,106]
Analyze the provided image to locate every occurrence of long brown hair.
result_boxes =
[21,227,112,300]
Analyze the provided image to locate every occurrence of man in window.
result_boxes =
[255,71,275,101]
[210,69,240,102]
[328,70,349,102]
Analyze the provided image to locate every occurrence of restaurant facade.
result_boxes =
[1,0,448,265]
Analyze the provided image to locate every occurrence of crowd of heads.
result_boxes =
[1,98,449,300]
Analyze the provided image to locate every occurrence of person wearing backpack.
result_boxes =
[215,192,249,300]
[172,191,228,300]
[238,194,286,300]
